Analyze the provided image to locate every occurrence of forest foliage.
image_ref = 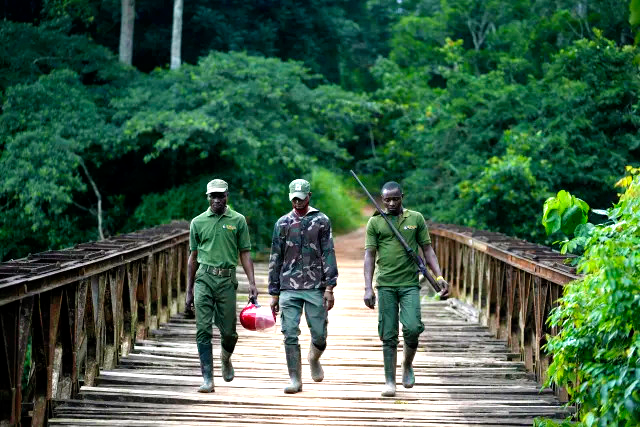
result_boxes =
[1,1,639,257]
[543,174,640,426]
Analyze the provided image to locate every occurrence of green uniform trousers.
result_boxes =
[280,289,328,349]
[378,286,424,350]
[194,267,238,353]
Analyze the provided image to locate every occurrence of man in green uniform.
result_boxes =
[269,179,338,394]
[363,181,449,397]
[186,179,258,393]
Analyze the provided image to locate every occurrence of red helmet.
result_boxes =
[240,298,276,331]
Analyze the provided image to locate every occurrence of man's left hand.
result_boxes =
[323,289,335,311]
[248,283,258,299]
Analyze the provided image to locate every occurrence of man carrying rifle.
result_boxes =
[363,181,449,397]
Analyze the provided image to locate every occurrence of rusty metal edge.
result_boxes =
[429,224,580,285]
[0,229,189,307]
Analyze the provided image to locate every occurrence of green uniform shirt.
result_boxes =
[364,209,431,287]
[189,207,251,268]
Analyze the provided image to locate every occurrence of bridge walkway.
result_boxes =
[48,227,570,426]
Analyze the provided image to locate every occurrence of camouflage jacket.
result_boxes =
[268,207,338,295]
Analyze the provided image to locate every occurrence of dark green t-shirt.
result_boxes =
[364,209,431,287]
[189,207,251,268]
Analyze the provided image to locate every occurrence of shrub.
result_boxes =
[310,168,366,234]
[544,175,640,426]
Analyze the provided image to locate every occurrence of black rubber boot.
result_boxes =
[381,346,397,397]
[220,348,234,382]
[284,344,302,394]
[197,342,214,393]
[402,343,417,388]
[308,343,325,382]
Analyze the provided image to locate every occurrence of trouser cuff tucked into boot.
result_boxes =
[308,342,325,382]
[402,343,417,388]
[220,347,235,382]
[197,342,214,393]
[381,346,397,397]
[284,344,302,394]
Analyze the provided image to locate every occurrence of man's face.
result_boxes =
[207,192,228,214]
[291,194,310,211]
[381,188,403,215]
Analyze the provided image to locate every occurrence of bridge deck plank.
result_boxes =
[50,228,570,426]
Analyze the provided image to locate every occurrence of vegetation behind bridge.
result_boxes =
[1,1,639,260]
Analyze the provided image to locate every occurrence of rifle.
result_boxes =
[350,170,446,296]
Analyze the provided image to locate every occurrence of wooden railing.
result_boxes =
[0,222,189,426]
[430,223,579,400]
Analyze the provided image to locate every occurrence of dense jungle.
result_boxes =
[2,0,640,260]
[1,1,640,425]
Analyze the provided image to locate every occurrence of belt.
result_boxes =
[201,265,235,277]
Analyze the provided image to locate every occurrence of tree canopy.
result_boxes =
[1,0,639,256]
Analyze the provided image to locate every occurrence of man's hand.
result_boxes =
[437,277,450,299]
[323,289,335,311]
[270,295,280,314]
[185,290,195,318]
[364,287,376,309]
[248,283,258,299]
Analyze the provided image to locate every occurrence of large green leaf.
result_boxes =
[543,207,562,235]
[541,190,590,238]
[560,205,587,236]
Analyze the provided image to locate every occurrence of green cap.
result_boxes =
[206,179,228,194]
[289,179,310,201]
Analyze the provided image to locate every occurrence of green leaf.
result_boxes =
[560,205,587,236]
[543,208,562,235]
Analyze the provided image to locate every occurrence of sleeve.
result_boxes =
[417,213,432,246]
[237,216,252,251]
[267,221,284,295]
[364,217,378,249]
[319,217,338,287]
[189,220,199,251]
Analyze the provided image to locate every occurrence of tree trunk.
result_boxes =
[119,0,135,65]
[78,158,105,240]
[170,0,183,70]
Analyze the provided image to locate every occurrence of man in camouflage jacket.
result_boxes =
[269,178,338,394]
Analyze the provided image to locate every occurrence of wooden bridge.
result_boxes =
[0,222,577,426]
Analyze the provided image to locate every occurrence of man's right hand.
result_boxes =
[437,277,450,300]
[364,288,376,309]
[270,295,280,314]
[185,290,195,318]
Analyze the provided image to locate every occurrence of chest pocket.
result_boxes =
[399,223,418,242]
[220,223,238,243]
[379,219,415,244]
[300,219,320,246]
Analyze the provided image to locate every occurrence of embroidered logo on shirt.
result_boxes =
[404,225,417,230]
[222,224,236,230]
